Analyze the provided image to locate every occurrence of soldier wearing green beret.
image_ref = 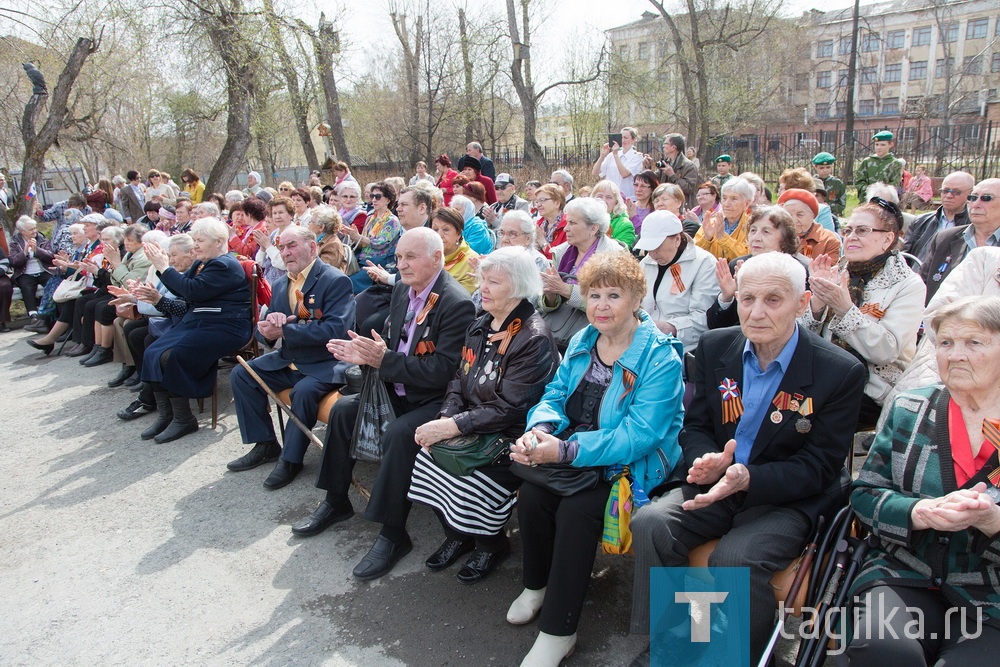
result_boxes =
[711,154,733,190]
[811,152,847,217]
[854,131,902,203]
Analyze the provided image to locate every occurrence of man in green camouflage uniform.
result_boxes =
[710,154,733,190]
[812,152,846,217]
[854,130,903,203]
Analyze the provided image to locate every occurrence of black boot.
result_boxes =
[141,391,173,440]
[154,396,199,443]
[83,346,113,367]
[108,364,136,387]
[79,345,102,365]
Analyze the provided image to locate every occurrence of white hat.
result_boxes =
[634,210,683,251]
[80,213,107,224]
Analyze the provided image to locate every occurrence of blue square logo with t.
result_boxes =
[649,567,750,667]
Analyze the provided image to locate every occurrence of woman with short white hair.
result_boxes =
[138,217,252,443]
[693,176,756,260]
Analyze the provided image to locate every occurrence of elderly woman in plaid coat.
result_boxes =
[847,296,1000,664]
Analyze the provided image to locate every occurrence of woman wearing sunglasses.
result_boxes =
[345,181,402,293]
[801,198,926,429]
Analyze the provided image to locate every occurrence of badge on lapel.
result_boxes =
[718,378,744,424]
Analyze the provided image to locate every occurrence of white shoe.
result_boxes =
[507,587,546,625]
[519,631,576,667]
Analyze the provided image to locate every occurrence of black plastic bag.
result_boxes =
[350,365,396,462]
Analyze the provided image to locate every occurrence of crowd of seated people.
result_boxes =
[7,145,1000,666]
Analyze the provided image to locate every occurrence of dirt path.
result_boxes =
[0,329,647,666]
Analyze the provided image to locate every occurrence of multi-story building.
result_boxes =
[789,0,1000,145]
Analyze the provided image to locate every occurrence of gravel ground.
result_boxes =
[0,327,655,666]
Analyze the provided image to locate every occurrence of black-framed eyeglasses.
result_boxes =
[870,196,903,227]
[968,194,996,203]
[399,309,415,345]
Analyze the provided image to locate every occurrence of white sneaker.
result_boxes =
[506,587,546,625]
[519,631,576,667]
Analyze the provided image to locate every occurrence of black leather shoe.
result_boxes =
[108,364,136,387]
[457,546,509,584]
[262,460,303,490]
[24,319,49,333]
[26,339,54,356]
[118,399,155,421]
[79,346,101,364]
[353,534,413,581]
[83,347,113,367]
[425,538,474,571]
[291,500,354,537]
[227,441,281,472]
[66,344,91,357]
[123,374,141,387]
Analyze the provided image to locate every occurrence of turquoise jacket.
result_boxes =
[526,310,685,494]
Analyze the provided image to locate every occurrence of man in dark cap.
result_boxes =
[811,152,846,217]
[855,131,902,202]
[711,155,733,190]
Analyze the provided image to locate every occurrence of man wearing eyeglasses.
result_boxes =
[903,171,974,262]
[921,178,1000,303]
[293,228,475,582]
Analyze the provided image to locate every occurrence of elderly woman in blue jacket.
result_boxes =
[506,252,685,667]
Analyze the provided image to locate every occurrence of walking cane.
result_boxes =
[236,355,370,500]
[758,516,823,667]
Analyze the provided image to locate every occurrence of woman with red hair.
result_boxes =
[435,155,459,206]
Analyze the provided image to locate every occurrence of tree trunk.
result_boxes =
[202,12,260,197]
[649,1,699,153]
[262,0,319,172]
[390,10,424,165]
[683,0,711,166]
[458,8,476,144]
[3,37,98,238]
[841,0,861,185]
[313,13,350,164]
[506,0,546,171]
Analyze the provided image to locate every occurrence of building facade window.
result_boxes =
[839,36,853,55]
[993,52,1000,73]
[963,55,983,75]
[638,42,649,60]
[817,40,834,58]
[816,103,831,118]
[913,26,932,46]
[837,69,849,86]
[940,23,959,43]
[860,66,877,84]
[966,18,988,40]
[816,70,832,88]
[936,57,955,78]
[887,30,905,49]
[882,97,900,114]
[861,32,881,52]
[909,60,928,80]
[858,99,875,115]
[835,101,847,117]
[884,62,902,82]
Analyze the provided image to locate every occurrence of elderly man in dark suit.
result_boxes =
[628,252,866,666]
[227,226,355,489]
[292,227,476,581]
[921,177,1000,304]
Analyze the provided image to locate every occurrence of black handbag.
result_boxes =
[430,433,511,477]
[510,461,602,496]
[542,300,589,351]
[350,366,396,462]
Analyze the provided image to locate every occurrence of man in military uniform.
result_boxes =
[711,154,733,190]
[854,130,902,203]
[812,152,846,217]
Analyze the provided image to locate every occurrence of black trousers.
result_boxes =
[0,274,12,323]
[124,320,149,372]
[846,585,1000,664]
[71,291,103,344]
[316,390,441,529]
[517,479,612,637]
[14,271,51,313]
[81,293,114,345]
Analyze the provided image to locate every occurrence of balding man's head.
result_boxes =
[969,178,1000,230]
[940,171,976,216]
[395,227,444,291]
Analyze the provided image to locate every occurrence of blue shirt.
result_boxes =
[734,327,800,465]
[962,224,1000,253]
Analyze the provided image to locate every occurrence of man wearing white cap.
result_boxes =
[635,210,719,352]
[244,171,263,197]
[482,173,530,226]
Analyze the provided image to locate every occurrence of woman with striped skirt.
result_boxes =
[407,247,558,583]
